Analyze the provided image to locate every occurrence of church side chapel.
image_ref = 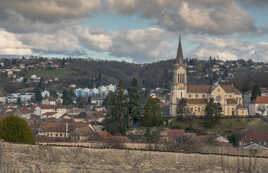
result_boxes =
[170,37,248,117]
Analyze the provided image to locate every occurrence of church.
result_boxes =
[170,37,248,117]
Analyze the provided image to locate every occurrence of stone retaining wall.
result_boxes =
[1,142,268,173]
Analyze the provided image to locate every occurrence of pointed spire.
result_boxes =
[176,34,184,65]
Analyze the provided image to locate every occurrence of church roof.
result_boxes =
[176,35,184,65]
[221,85,241,94]
[187,99,207,105]
[187,85,211,93]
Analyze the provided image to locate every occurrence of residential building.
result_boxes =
[261,88,268,96]
[251,96,268,116]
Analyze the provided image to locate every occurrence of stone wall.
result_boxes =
[1,142,268,173]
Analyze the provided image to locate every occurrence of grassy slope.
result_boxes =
[26,68,75,80]
[170,118,268,135]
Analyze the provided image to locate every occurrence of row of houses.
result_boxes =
[74,84,116,98]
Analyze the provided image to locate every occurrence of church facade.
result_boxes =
[170,38,248,117]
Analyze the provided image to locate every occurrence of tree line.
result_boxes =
[104,78,163,135]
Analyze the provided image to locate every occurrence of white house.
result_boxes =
[253,96,268,116]
[0,96,6,103]
[34,104,72,119]
[261,88,268,97]
[42,90,50,98]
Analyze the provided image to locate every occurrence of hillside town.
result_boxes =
[1,40,268,150]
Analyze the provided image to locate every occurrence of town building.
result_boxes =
[170,37,246,116]
[250,96,268,116]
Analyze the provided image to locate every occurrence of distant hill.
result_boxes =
[0,57,268,93]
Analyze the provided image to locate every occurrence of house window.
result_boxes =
[216,95,221,102]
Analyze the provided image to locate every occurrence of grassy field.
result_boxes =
[26,69,75,79]
[169,118,268,135]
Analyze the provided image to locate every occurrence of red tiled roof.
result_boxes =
[39,105,72,110]
[39,122,86,133]
[187,85,211,93]
[221,85,241,94]
[57,105,72,109]
[226,99,237,105]
[40,105,55,109]
[242,130,268,145]
[256,96,268,104]
[20,107,33,114]
[260,88,268,93]
[98,131,112,140]
[167,129,185,139]
[43,112,57,116]
[187,99,207,105]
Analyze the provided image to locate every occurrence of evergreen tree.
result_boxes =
[38,77,45,90]
[104,80,129,135]
[127,78,142,127]
[143,97,163,127]
[34,88,42,103]
[205,98,222,117]
[251,84,261,101]
[17,97,21,106]
[0,115,35,144]
[177,98,187,116]
[204,98,222,128]
[62,89,73,105]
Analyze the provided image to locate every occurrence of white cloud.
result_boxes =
[0,29,32,55]
[188,35,268,62]
[17,29,84,55]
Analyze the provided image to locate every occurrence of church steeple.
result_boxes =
[176,34,184,65]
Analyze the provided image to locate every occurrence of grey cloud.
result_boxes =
[0,9,80,34]
[0,0,100,23]
[104,0,257,35]
[76,27,176,63]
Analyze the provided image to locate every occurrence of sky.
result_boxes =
[0,0,268,63]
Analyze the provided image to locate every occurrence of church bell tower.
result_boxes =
[170,35,187,116]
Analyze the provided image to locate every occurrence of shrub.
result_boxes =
[0,115,35,144]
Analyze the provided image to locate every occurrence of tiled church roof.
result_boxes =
[221,85,241,94]
[187,84,241,94]
[187,85,211,93]
[187,99,207,105]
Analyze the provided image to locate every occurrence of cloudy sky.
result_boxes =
[0,0,268,63]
